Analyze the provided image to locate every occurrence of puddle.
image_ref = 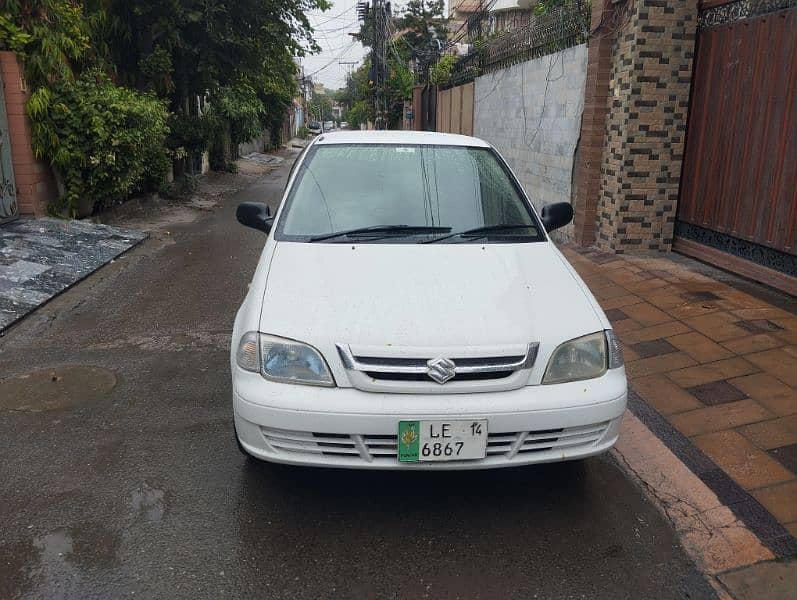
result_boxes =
[131,483,167,523]
[68,522,121,571]
[0,537,41,598]
[84,331,229,352]
[0,365,117,412]
[0,523,121,599]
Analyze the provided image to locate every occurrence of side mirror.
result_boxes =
[541,202,574,233]
[236,202,273,234]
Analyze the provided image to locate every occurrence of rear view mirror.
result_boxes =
[541,202,574,233]
[236,202,273,234]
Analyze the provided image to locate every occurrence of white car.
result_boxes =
[232,131,627,469]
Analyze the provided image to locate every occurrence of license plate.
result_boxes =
[398,420,487,462]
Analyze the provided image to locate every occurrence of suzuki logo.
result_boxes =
[426,357,456,384]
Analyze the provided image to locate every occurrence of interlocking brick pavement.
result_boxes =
[562,244,797,547]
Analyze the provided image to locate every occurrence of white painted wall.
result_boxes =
[474,44,587,241]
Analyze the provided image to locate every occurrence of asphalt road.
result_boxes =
[0,154,718,600]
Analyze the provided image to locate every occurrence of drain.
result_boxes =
[0,366,117,412]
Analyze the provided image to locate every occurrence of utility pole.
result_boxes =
[358,0,391,129]
[338,61,357,76]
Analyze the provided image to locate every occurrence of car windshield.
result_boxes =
[276,143,544,243]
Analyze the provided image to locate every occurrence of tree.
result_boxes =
[99,0,327,106]
[396,0,447,81]
[4,0,333,210]
[308,92,334,122]
[349,0,447,129]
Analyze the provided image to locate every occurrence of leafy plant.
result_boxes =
[30,70,170,213]
[0,14,32,52]
[166,112,214,156]
[346,100,370,130]
[3,0,89,89]
[533,0,582,16]
[429,54,456,86]
[212,83,265,145]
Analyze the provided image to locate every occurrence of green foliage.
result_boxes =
[385,59,414,126]
[346,100,370,130]
[533,0,569,16]
[30,70,170,213]
[165,112,213,155]
[104,0,327,101]
[0,14,32,52]
[297,125,310,139]
[6,0,329,213]
[429,54,456,86]
[308,93,334,122]
[347,0,447,128]
[3,1,90,89]
[213,83,266,145]
[138,45,174,96]
[397,0,447,60]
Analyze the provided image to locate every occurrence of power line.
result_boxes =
[304,42,360,77]
[308,4,358,26]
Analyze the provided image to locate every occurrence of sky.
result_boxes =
[301,0,368,91]
[300,0,450,91]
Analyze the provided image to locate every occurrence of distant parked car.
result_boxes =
[323,120,334,131]
[307,121,322,135]
[340,121,349,129]
[232,131,627,470]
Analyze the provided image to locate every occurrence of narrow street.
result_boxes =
[0,155,717,599]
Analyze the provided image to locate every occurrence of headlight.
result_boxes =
[236,331,261,372]
[235,332,335,387]
[543,331,611,384]
[605,329,624,369]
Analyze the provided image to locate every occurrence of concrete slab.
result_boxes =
[0,218,146,331]
[718,559,797,600]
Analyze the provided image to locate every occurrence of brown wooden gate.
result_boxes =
[675,2,797,293]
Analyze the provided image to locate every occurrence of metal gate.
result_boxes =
[420,84,437,132]
[676,1,796,282]
[0,67,19,224]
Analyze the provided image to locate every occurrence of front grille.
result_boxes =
[336,343,539,393]
[260,422,610,464]
[364,370,515,382]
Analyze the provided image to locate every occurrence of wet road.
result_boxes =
[0,154,717,599]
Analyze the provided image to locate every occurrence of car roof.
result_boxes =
[312,130,491,147]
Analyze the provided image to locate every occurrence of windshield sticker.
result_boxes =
[394,147,416,153]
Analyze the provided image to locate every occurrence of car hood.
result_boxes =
[259,241,604,351]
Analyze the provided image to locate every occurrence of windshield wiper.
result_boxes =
[421,224,538,244]
[308,225,450,242]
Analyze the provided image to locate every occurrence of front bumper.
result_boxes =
[233,369,627,470]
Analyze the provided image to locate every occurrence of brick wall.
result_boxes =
[572,0,617,245]
[594,0,699,252]
[0,51,56,217]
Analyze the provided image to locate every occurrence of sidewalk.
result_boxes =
[561,245,797,592]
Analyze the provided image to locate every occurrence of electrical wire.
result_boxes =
[304,41,360,77]
[308,4,358,26]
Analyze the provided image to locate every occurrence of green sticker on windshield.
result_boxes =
[398,421,420,462]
